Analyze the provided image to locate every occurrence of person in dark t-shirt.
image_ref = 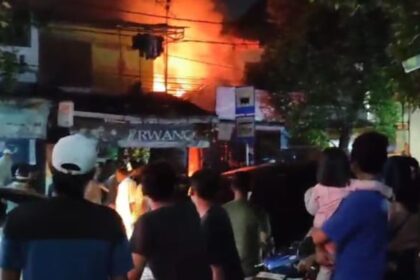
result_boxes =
[0,134,132,280]
[129,162,211,280]
[190,169,244,280]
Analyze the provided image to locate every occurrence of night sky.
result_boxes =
[19,0,261,22]
[222,0,259,19]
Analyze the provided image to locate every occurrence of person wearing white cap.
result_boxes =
[0,149,13,187]
[0,134,133,280]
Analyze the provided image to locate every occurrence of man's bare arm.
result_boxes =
[0,269,20,280]
[311,228,329,246]
[127,253,147,280]
[210,265,225,280]
[312,229,335,267]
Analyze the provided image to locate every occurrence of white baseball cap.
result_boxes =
[2,149,12,155]
[52,134,98,175]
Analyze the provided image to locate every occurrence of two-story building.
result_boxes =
[0,9,216,187]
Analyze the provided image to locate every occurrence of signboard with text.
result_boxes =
[72,117,211,148]
[235,87,256,116]
[236,116,255,143]
[0,99,50,139]
[235,87,256,144]
[403,54,420,73]
[58,101,74,128]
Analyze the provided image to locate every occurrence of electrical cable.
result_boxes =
[62,1,231,26]
[168,55,235,68]
[48,25,257,47]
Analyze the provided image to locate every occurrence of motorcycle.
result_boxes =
[255,240,318,280]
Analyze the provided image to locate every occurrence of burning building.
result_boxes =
[23,0,262,111]
[7,0,265,176]
[119,0,262,110]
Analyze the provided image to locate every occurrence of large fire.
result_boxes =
[122,0,261,104]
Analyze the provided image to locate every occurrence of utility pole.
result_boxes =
[164,0,171,93]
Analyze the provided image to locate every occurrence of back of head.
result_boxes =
[351,131,389,175]
[129,160,144,183]
[141,161,176,202]
[191,169,221,201]
[317,147,351,187]
[384,156,419,212]
[14,163,32,182]
[231,171,252,194]
[51,134,98,198]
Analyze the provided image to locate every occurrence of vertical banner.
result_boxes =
[235,87,256,165]
[235,87,256,116]
[58,101,74,128]
[236,116,256,142]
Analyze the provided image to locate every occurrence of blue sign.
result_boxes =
[235,87,256,116]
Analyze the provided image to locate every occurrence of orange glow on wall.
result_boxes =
[188,147,203,176]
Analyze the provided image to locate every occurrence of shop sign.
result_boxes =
[57,101,74,128]
[235,87,256,144]
[235,86,255,116]
[403,54,420,73]
[236,116,255,142]
[126,128,196,143]
[0,99,50,139]
[73,117,210,148]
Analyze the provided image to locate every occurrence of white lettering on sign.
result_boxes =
[127,129,197,142]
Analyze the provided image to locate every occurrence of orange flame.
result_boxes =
[124,0,261,101]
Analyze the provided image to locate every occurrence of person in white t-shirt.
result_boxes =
[115,163,148,238]
[115,171,137,237]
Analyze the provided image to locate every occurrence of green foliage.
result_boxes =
[121,148,150,164]
[312,0,420,105]
[366,70,400,143]
[248,0,397,147]
[0,50,19,93]
[0,0,19,95]
[0,1,11,28]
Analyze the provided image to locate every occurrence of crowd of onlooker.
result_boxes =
[0,130,419,280]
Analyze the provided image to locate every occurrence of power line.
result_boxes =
[169,55,235,69]
[47,25,132,38]
[65,2,231,26]
[176,39,259,47]
[47,25,256,47]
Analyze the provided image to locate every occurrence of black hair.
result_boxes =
[141,161,176,201]
[317,148,351,187]
[190,169,221,201]
[351,131,389,175]
[231,172,252,194]
[52,167,95,199]
[131,160,145,170]
[13,163,32,180]
[384,156,419,213]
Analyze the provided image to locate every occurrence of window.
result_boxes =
[40,35,92,87]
